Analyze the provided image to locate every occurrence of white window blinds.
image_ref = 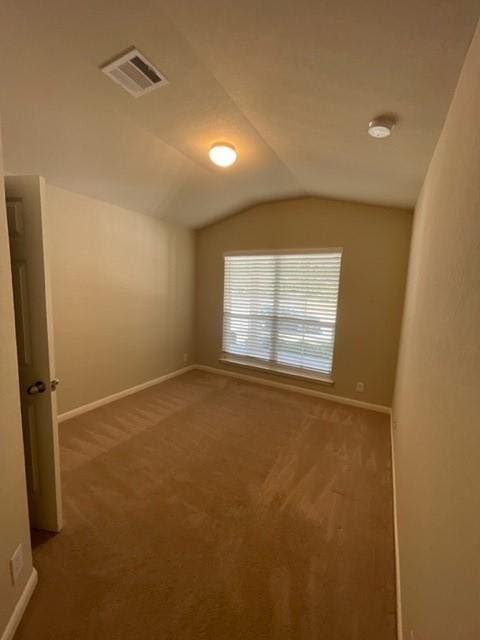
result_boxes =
[222,250,342,377]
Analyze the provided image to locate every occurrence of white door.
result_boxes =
[6,175,62,532]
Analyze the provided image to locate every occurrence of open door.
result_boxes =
[5,175,62,532]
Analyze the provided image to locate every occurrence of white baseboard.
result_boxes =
[390,415,403,640]
[1,568,38,640]
[58,363,391,423]
[195,364,391,414]
[58,365,195,422]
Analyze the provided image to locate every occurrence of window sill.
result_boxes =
[219,356,335,386]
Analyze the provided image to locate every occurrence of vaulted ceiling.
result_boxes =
[0,1,478,227]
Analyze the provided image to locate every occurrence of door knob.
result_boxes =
[50,378,60,391]
[27,380,46,395]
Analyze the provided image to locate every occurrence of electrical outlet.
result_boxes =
[183,353,188,363]
[10,544,23,585]
[356,381,364,393]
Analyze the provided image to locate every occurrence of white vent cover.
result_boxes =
[100,48,168,97]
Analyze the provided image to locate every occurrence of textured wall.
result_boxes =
[47,185,195,414]
[0,126,34,635]
[195,197,412,407]
[393,20,480,640]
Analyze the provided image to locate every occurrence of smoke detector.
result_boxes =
[100,47,168,98]
[368,115,396,138]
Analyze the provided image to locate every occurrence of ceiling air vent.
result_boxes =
[100,48,168,98]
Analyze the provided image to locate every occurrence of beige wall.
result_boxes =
[196,197,412,407]
[393,20,480,640]
[0,127,34,634]
[46,185,195,414]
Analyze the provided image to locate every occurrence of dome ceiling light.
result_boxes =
[209,142,238,167]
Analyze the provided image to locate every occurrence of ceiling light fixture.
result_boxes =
[368,116,396,139]
[209,143,237,167]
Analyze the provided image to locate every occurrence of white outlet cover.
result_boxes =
[10,544,23,585]
[356,382,364,393]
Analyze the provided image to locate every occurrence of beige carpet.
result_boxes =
[17,370,396,639]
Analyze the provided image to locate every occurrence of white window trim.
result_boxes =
[224,247,343,257]
[219,355,335,385]
[221,247,343,383]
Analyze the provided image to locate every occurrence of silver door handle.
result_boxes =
[27,380,46,395]
[50,378,60,391]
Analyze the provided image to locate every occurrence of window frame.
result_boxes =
[220,247,343,385]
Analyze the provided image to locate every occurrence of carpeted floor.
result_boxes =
[16,370,396,639]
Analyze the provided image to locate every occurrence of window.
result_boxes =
[222,250,342,380]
